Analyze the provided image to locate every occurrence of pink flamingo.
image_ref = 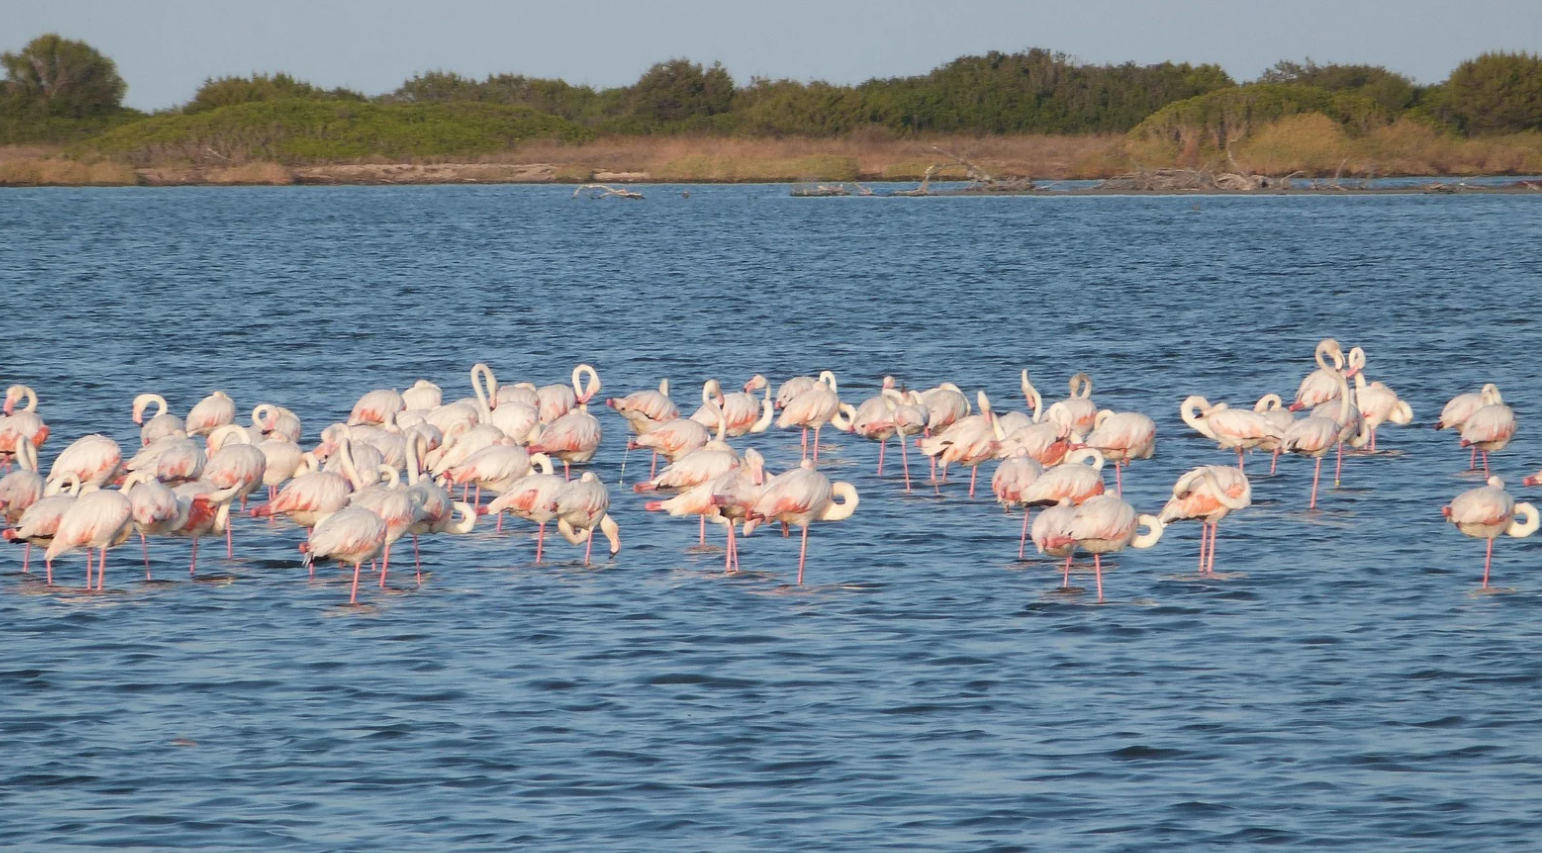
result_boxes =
[1253,394,1295,474]
[1289,338,1350,411]
[122,472,186,579]
[402,379,443,412]
[886,388,930,492]
[742,460,858,585]
[251,438,360,532]
[919,382,970,433]
[349,467,425,587]
[1443,477,1539,588]
[1045,373,1098,436]
[627,408,713,476]
[995,370,1042,435]
[1158,466,1252,575]
[131,393,184,446]
[607,378,680,435]
[554,472,620,566]
[1436,384,1500,470]
[996,420,1075,467]
[841,377,899,476]
[185,391,236,437]
[349,388,405,426]
[646,450,763,571]
[1042,494,1163,601]
[1181,396,1279,471]
[1079,410,1156,494]
[1459,387,1515,477]
[690,376,772,437]
[300,506,388,605]
[537,364,602,424]
[3,475,83,584]
[1019,448,1107,509]
[126,435,206,485]
[0,384,50,468]
[778,371,848,465]
[1278,359,1353,509]
[46,488,134,591]
[991,449,1045,559]
[1348,352,1413,452]
[918,390,999,496]
[1030,498,1079,581]
[527,403,602,480]
[486,463,566,563]
[168,482,243,576]
[443,444,541,521]
[775,375,819,410]
[0,441,47,572]
[47,434,122,488]
[1525,469,1542,488]
[204,428,270,526]
[403,434,474,575]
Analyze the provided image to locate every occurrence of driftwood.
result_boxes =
[572,183,643,200]
[790,182,876,197]
[893,147,1035,196]
[1098,168,1301,192]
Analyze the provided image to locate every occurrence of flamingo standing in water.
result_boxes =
[554,472,621,565]
[204,425,268,555]
[0,441,46,571]
[48,434,122,488]
[841,377,899,475]
[486,457,566,563]
[1278,358,1353,509]
[252,437,362,533]
[1350,358,1413,452]
[402,379,442,412]
[349,388,405,426]
[743,460,858,585]
[3,475,85,584]
[885,388,930,492]
[349,466,425,587]
[1181,396,1278,471]
[169,481,245,576]
[991,449,1045,559]
[0,384,50,469]
[607,378,679,477]
[537,364,602,424]
[527,402,603,480]
[646,448,766,572]
[918,390,999,496]
[46,487,134,591]
[1436,384,1500,470]
[1079,410,1156,493]
[1030,498,1079,581]
[690,376,772,437]
[1290,339,1351,411]
[1253,394,1295,473]
[1042,494,1163,601]
[1020,448,1107,509]
[132,393,184,446]
[185,391,236,437]
[1045,373,1098,436]
[1443,477,1539,588]
[301,506,388,605]
[1159,466,1252,575]
[778,371,847,465]
[1459,386,1516,477]
[121,472,185,579]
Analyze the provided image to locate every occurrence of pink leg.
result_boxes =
[1237,447,1245,471]
[412,533,422,583]
[800,428,809,461]
[725,524,735,573]
[1094,554,1104,602]
[1469,446,1477,470]
[1483,537,1494,588]
[812,426,823,466]
[474,485,481,506]
[1197,523,1208,574]
[796,525,809,585]
[379,543,390,588]
[563,461,571,481]
[1309,458,1322,509]
[1018,509,1031,560]
[1482,451,1491,477]
[900,433,912,493]
[649,451,659,479]
[496,512,503,533]
[141,532,151,578]
[1207,523,1218,574]
[1270,450,1279,476]
[226,523,234,560]
[1114,461,1124,495]
[535,522,546,563]
[22,541,31,574]
[1370,428,1378,452]
[1334,441,1344,485]
[85,549,93,590]
[350,561,362,604]
[97,549,105,591]
[877,438,886,476]
[583,528,594,566]
[461,483,469,501]
[1062,553,1073,587]
[189,536,199,576]
[45,556,53,586]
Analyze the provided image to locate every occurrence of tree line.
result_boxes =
[4,33,1541,147]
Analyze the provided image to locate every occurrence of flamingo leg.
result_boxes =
[812,426,823,466]
[226,523,234,560]
[1483,537,1494,588]
[1114,461,1124,495]
[1018,508,1031,560]
[412,533,422,583]
[85,549,93,590]
[1207,523,1218,574]
[969,465,979,498]
[496,512,503,533]
[473,485,481,507]
[649,450,658,480]
[141,532,151,577]
[1482,451,1491,478]
[1270,450,1279,476]
[97,549,106,591]
[22,542,31,574]
[350,561,362,605]
[1370,428,1378,452]
[1094,554,1104,602]
[189,536,199,576]
[1469,446,1477,470]
[1309,458,1323,510]
[1334,441,1344,486]
[583,528,594,566]
[535,521,545,563]
[563,461,571,481]
[1062,553,1072,588]
[1237,447,1245,471]
[45,556,53,586]
[1197,523,1208,574]
[900,433,912,493]
[379,542,390,588]
[796,524,809,586]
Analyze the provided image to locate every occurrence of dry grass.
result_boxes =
[1235,114,1347,175]
[206,162,294,185]
[0,157,137,186]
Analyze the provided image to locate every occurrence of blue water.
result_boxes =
[2,185,1541,851]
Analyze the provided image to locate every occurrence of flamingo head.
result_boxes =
[1524,474,1540,488]
[1287,401,1306,413]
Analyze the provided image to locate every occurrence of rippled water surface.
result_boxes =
[3,185,1541,851]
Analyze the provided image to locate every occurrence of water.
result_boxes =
[2,185,1540,851]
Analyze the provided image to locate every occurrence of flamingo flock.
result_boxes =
[0,338,1536,606]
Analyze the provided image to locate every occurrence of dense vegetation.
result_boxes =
[2,32,1540,173]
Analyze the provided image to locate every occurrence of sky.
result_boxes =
[4,0,1540,111]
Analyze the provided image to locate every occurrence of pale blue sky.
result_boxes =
[4,0,1540,111]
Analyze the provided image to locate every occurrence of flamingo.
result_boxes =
[1459,386,1516,477]
[1278,359,1353,509]
[1350,357,1413,452]
[607,378,679,436]
[996,420,1075,467]
[554,472,620,566]
[470,363,540,444]
[204,425,269,555]
[885,388,930,492]
[991,449,1045,559]
[252,438,361,531]
[537,364,602,424]
[690,375,772,437]
[1443,477,1539,588]
[301,506,388,605]
[1042,494,1163,601]
[842,377,899,475]
[349,466,425,587]
[132,393,185,446]
[1290,339,1351,411]
[1158,466,1252,575]
[185,391,236,436]
[1525,469,1542,488]
[1079,410,1156,494]
[918,390,999,496]
[919,382,970,433]
[645,449,766,570]
[1019,448,1107,508]
[3,475,84,584]
[255,403,302,443]
[627,406,714,474]
[1045,373,1097,435]
[428,424,509,483]
[403,433,473,575]
[1181,396,1278,471]
[485,456,567,563]
[168,481,244,576]
[775,375,819,410]
[1253,394,1296,474]
[0,384,50,466]
[1436,384,1500,469]
[778,371,848,465]
[126,434,206,485]
[996,370,1043,435]
[402,379,443,411]
[121,471,186,579]
[349,388,405,426]
[0,440,46,571]
[1030,498,1079,581]
[443,444,544,526]
[47,434,122,488]
[46,487,134,591]
[527,402,602,479]
[742,460,858,585]
[632,403,737,544]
